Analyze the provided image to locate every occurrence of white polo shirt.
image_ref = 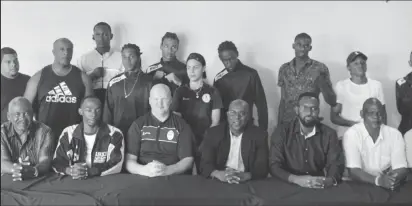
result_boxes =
[335,78,385,138]
[225,132,245,172]
[77,49,123,90]
[343,122,407,176]
[404,129,412,168]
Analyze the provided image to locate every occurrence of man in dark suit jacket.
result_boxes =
[199,99,268,183]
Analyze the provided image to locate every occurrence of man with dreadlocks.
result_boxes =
[103,43,153,135]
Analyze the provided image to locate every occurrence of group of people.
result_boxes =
[1,22,411,190]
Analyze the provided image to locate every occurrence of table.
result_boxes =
[2,173,412,206]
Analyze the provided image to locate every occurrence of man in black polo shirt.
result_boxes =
[213,41,268,131]
[146,32,188,95]
[126,84,194,177]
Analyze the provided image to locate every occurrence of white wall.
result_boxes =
[2,1,412,135]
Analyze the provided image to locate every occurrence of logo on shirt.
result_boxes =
[147,64,163,73]
[202,94,211,103]
[45,81,77,103]
[214,69,228,82]
[183,97,190,101]
[167,130,175,140]
[94,152,107,163]
[397,78,406,86]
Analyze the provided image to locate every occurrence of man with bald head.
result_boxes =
[126,84,194,177]
[200,99,269,183]
[270,92,343,189]
[24,38,93,138]
[53,95,124,179]
[344,98,408,190]
[1,97,54,180]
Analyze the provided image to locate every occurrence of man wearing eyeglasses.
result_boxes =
[1,97,54,181]
[277,33,337,127]
[200,99,269,183]
[146,32,188,95]
[270,92,344,189]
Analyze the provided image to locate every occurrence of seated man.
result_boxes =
[199,99,268,183]
[270,92,344,189]
[126,84,194,177]
[344,98,408,190]
[52,96,124,179]
[1,97,54,180]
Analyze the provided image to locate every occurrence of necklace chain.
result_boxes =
[124,72,140,98]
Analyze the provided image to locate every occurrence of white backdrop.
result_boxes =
[2,1,412,135]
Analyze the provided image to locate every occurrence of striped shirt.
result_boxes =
[1,121,54,166]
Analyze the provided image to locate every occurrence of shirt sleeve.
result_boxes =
[177,121,194,160]
[395,80,403,114]
[251,130,269,179]
[253,71,268,131]
[335,81,343,104]
[199,129,218,177]
[52,128,72,174]
[126,121,142,156]
[318,64,337,107]
[102,84,114,125]
[38,126,56,165]
[391,130,407,170]
[324,129,344,182]
[376,81,385,105]
[277,66,285,87]
[98,129,125,176]
[269,125,293,182]
[170,87,182,112]
[342,128,362,169]
[212,88,223,110]
[1,129,12,162]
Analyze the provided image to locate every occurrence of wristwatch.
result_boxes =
[33,167,39,178]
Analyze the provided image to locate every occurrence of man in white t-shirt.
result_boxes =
[343,98,408,190]
[331,51,386,139]
[77,22,123,106]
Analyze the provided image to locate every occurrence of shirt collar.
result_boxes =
[360,121,384,142]
[229,130,243,139]
[293,117,319,139]
[72,123,110,140]
[290,57,313,68]
[94,48,115,59]
[4,121,37,141]
[160,57,178,65]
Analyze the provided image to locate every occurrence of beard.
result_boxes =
[299,116,319,127]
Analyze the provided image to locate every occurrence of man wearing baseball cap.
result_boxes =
[395,51,412,135]
[103,44,154,135]
[331,51,386,139]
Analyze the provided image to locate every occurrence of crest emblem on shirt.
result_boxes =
[202,93,211,103]
[167,130,175,140]
[94,152,107,163]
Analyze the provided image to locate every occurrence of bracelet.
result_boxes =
[375,175,380,186]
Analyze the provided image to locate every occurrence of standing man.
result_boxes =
[331,51,386,139]
[24,38,93,138]
[146,32,188,95]
[77,22,123,106]
[213,41,268,131]
[1,47,30,123]
[1,97,54,180]
[103,44,153,135]
[277,33,336,126]
[395,51,412,135]
[126,84,194,177]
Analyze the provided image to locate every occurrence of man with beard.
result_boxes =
[146,32,188,95]
[53,96,124,179]
[1,97,54,180]
[1,47,30,123]
[270,92,344,188]
[199,99,268,183]
[24,38,93,137]
[103,44,153,135]
[344,98,408,190]
[77,22,123,106]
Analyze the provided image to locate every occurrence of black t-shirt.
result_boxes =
[147,58,189,95]
[127,113,194,166]
[35,65,85,137]
[1,73,30,123]
[170,83,222,145]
